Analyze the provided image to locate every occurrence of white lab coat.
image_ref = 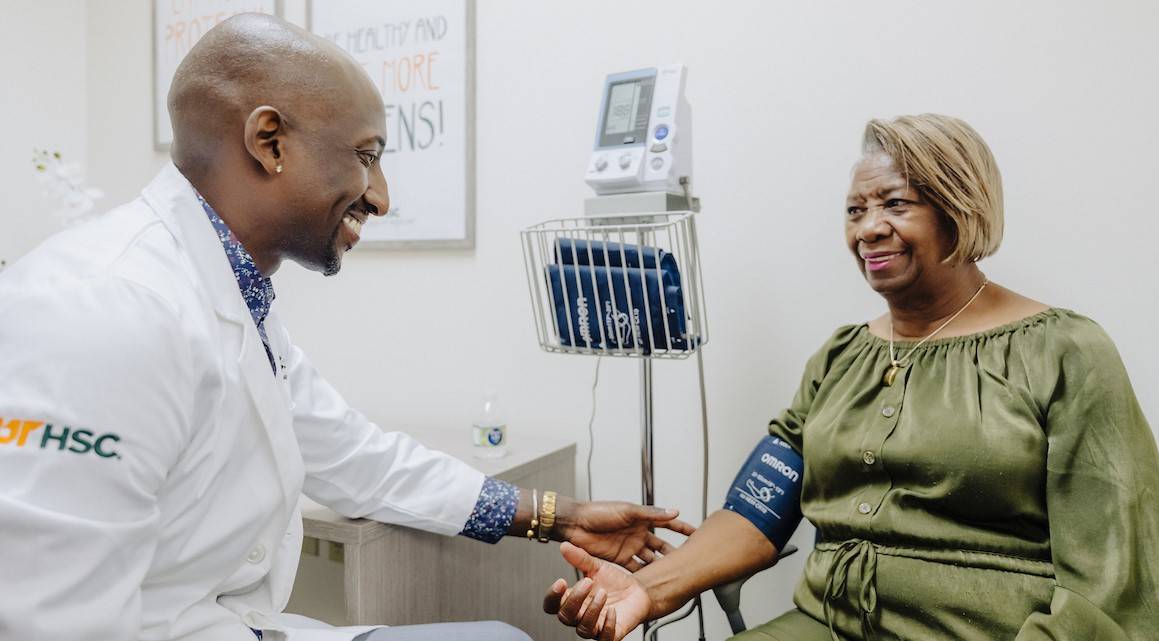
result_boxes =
[0,164,486,641]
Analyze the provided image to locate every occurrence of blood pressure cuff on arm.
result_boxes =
[723,436,804,551]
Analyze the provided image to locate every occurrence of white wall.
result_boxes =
[46,1,1159,638]
[86,0,166,211]
[0,0,88,267]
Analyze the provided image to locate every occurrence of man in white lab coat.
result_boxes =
[0,14,691,641]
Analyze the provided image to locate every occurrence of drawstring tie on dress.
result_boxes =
[823,539,879,641]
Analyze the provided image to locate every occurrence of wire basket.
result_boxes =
[521,211,708,359]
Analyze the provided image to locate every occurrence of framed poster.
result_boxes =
[308,0,476,250]
[153,0,282,150]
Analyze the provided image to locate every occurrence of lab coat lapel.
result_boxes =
[236,319,302,511]
[143,163,302,510]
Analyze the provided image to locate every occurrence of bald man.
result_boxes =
[0,14,692,641]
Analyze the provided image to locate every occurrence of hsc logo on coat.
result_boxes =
[0,417,121,459]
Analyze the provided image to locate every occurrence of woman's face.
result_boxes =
[845,154,956,297]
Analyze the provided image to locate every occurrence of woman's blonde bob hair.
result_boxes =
[862,114,1004,264]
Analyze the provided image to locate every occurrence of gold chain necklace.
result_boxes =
[883,279,989,386]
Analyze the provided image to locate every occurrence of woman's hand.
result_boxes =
[543,542,653,641]
[546,511,783,641]
[558,500,696,570]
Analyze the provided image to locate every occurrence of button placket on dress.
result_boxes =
[854,363,908,519]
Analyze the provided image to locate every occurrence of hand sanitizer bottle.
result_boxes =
[472,393,507,459]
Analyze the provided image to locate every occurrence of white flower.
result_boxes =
[33,150,104,226]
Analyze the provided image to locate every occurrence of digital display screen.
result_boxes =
[598,76,654,148]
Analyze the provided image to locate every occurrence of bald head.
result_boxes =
[168,13,379,175]
[165,13,390,279]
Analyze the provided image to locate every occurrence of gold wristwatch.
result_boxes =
[537,490,557,543]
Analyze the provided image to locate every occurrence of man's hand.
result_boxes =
[544,542,653,641]
[557,500,695,571]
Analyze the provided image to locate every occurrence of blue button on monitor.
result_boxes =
[654,125,669,141]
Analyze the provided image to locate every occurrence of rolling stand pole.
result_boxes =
[640,359,656,639]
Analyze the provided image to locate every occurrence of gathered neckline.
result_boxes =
[858,308,1068,350]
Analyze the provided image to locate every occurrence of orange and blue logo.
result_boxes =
[0,417,121,459]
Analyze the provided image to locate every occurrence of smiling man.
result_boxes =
[0,14,692,641]
[167,15,388,277]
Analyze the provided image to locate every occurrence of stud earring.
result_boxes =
[276,164,283,174]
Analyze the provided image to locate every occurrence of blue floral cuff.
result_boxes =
[459,477,519,544]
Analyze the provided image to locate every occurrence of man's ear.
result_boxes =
[243,105,286,176]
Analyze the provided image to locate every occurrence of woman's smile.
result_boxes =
[862,250,905,272]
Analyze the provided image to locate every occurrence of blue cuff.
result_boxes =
[723,436,804,550]
[459,477,519,544]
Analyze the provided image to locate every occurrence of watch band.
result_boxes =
[537,490,557,543]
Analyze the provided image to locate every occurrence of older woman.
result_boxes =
[543,114,1159,640]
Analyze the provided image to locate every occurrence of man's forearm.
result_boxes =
[634,509,780,619]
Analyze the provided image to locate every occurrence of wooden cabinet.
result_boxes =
[286,429,577,641]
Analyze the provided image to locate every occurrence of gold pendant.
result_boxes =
[883,364,901,387]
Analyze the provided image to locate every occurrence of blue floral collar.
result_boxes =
[195,192,276,347]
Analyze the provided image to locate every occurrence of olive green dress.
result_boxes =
[736,309,1159,641]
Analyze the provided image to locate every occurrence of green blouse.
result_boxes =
[767,308,1159,641]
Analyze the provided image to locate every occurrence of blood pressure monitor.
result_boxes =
[585,65,692,196]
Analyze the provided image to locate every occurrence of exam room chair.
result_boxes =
[712,543,799,635]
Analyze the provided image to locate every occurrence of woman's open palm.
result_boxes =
[543,542,653,641]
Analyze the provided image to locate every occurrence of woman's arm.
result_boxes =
[637,509,781,616]
[1014,322,1159,639]
[544,509,780,641]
